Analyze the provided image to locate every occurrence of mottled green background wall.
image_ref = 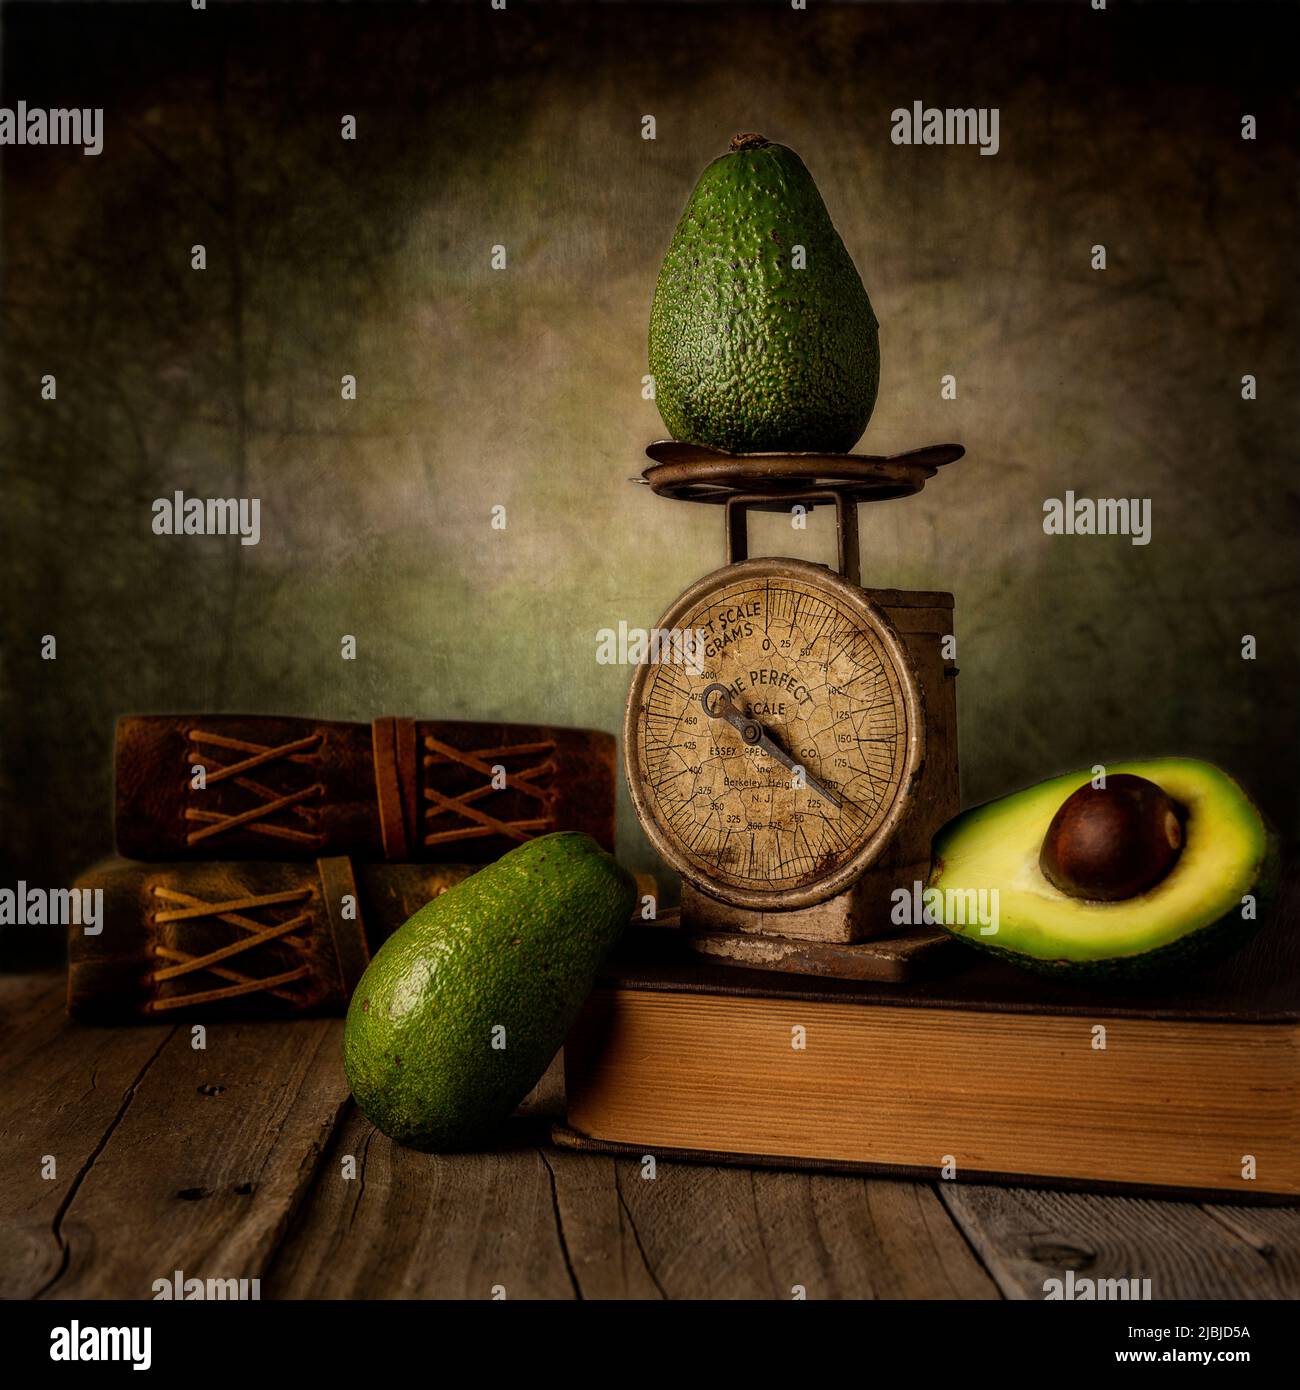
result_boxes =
[3,1,1297,959]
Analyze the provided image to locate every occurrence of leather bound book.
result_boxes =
[557,870,1300,1201]
[114,714,615,861]
[68,856,476,1021]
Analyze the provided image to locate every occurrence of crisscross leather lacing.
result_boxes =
[184,729,326,848]
[146,884,314,1012]
[422,736,557,846]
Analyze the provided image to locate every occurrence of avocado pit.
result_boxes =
[1039,774,1183,902]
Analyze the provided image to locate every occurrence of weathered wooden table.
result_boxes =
[2,970,1296,1301]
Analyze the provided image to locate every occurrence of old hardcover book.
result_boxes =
[557,883,1300,1200]
[68,856,476,1021]
[114,714,615,861]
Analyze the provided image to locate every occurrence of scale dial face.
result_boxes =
[625,558,922,910]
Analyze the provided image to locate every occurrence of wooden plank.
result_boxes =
[539,1148,666,1299]
[795,1177,1001,1299]
[265,1107,577,1299]
[1201,1204,1300,1293]
[0,974,175,1300]
[595,1159,775,1299]
[940,1183,1299,1300]
[605,1158,999,1299]
[269,1051,670,1300]
[0,970,64,1051]
[41,1016,350,1298]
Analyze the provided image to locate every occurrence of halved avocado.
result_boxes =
[926,758,1278,980]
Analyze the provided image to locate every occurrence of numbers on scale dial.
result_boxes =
[638,574,909,893]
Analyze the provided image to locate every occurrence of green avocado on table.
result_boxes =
[649,132,880,454]
[343,832,635,1151]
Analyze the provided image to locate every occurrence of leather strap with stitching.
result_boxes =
[371,716,418,860]
[318,856,371,994]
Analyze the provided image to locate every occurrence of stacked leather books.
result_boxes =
[69,714,616,1021]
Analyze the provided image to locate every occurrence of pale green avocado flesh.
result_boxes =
[926,759,1276,978]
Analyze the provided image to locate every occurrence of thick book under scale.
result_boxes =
[114,714,615,861]
[558,880,1300,1200]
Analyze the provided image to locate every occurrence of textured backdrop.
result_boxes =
[2,0,1297,960]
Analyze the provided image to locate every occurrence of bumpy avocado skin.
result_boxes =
[925,760,1278,983]
[649,139,879,453]
[343,832,635,1150]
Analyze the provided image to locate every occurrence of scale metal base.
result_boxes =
[683,922,955,983]
[675,867,962,978]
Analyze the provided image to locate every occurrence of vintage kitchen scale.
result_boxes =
[625,439,964,982]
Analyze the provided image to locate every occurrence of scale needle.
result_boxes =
[700,683,845,810]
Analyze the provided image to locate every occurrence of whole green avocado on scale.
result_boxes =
[343,832,635,1151]
[649,132,880,454]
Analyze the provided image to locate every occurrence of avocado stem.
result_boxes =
[729,132,770,152]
